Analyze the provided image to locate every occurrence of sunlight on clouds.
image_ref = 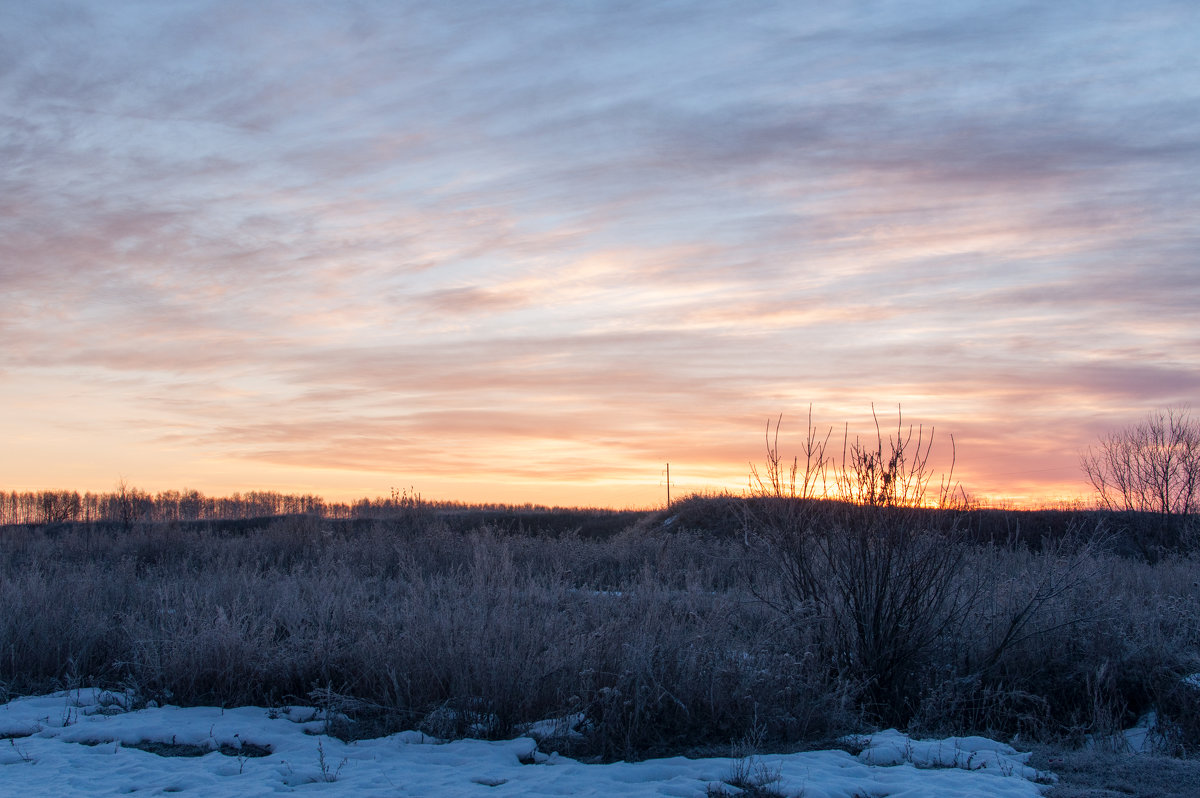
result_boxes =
[2,0,1198,506]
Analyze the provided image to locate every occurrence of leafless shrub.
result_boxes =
[315,738,347,783]
[749,406,832,500]
[755,503,978,720]
[709,722,785,798]
[835,404,963,509]
[744,408,973,719]
[748,405,965,509]
[743,409,1120,727]
[1082,408,1200,550]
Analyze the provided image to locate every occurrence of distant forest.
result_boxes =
[0,485,558,527]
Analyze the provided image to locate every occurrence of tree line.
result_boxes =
[0,484,423,527]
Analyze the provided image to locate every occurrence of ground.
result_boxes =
[1028,746,1200,798]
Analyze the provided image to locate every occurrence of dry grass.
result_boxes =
[1,503,1197,762]
[1028,746,1200,798]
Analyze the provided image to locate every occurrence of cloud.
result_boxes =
[2,0,1197,504]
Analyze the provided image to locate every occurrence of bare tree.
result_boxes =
[1081,407,1200,521]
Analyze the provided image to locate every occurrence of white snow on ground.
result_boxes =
[0,689,1054,797]
[854,729,1046,781]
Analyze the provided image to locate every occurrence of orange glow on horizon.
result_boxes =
[0,448,1097,513]
[4,4,1194,516]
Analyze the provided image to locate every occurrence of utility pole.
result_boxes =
[666,462,670,508]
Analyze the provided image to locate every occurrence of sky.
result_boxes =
[3,1,1199,508]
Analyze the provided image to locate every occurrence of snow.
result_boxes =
[1120,712,1159,754]
[0,689,1054,797]
[853,729,1045,780]
[1087,711,1164,754]
[1085,672,1200,754]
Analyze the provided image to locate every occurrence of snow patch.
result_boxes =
[0,690,1053,797]
[518,712,587,743]
[1088,711,1161,754]
[853,729,1052,783]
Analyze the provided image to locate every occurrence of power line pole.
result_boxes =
[666,462,670,508]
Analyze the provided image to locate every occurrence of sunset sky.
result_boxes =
[4,1,1199,508]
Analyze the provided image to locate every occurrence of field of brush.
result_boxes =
[1,494,1198,778]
